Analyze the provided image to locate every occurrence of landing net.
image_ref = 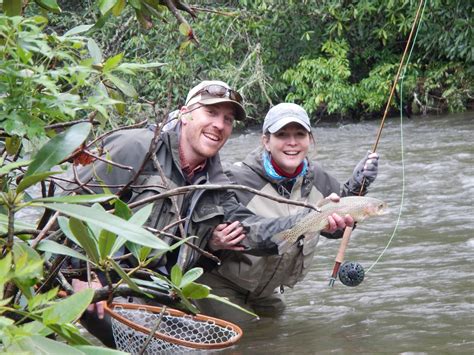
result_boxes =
[105,303,243,354]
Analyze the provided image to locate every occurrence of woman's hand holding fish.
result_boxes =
[209,221,247,251]
[320,193,354,233]
[322,213,354,233]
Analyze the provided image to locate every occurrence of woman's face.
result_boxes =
[263,122,311,174]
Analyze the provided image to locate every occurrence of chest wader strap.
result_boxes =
[244,291,251,304]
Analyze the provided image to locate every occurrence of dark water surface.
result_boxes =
[214,112,473,354]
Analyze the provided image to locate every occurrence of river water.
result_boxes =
[214,111,473,354]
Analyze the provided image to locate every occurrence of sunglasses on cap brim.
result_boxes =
[189,84,243,105]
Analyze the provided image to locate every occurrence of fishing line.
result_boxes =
[327,0,428,285]
[366,0,428,273]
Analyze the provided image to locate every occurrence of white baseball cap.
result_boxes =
[262,103,311,133]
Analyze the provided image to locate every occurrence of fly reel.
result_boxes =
[338,261,365,287]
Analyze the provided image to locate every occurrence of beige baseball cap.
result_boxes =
[185,80,246,121]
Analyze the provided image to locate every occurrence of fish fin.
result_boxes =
[272,230,296,255]
[277,240,292,255]
[316,198,331,208]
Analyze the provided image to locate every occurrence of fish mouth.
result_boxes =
[377,202,389,215]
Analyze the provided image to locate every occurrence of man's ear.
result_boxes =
[179,107,191,124]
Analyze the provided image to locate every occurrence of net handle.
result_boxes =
[104,302,243,350]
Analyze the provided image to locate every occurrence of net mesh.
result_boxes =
[109,305,241,354]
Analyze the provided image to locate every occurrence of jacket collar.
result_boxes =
[243,146,315,195]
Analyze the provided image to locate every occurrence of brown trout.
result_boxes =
[271,196,387,254]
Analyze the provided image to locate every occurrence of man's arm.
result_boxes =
[64,128,155,196]
[219,190,308,253]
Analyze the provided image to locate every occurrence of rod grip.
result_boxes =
[335,226,353,263]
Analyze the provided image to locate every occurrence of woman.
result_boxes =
[196,103,379,323]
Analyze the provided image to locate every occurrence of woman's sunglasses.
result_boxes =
[189,84,243,104]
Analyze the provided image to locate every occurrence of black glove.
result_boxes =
[344,151,379,195]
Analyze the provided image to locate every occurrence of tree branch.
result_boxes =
[127,183,321,211]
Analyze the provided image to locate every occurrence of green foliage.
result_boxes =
[0,1,472,352]
[25,122,91,177]
[0,116,253,349]
[42,0,470,123]
[283,40,359,115]
[417,0,473,63]
[0,15,111,142]
[43,203,171,252]
[0,250,90,350]
[356,62,418,114]
[0,14,164,158]
[2,1,472,124]
[136,265,258,317]
[422,62,473,112]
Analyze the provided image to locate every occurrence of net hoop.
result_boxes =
[104,302,243,350]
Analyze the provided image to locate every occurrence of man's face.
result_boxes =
[180,102,235,163]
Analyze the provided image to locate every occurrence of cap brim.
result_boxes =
[267,116,311,133]
[188,96,246,121]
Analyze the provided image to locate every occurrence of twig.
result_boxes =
[163,0,199,45]
[115,119,161,198]
[88,285,176,306]
[190,6,238,16]
[45,119,100,130]
[37,180,56,229]
[31,211,60,249]
[127,183,320,211]
[144,226,220,264]
[81,150,133,171]
[50,175,166,190]
[72,165,95,195]
[5,207,14,254]
[37,256,68,295]
[45,259,75,295]
[147,124,190,267]
[138,306,167,355]
[85,119,148,149]
[0,229,52,237]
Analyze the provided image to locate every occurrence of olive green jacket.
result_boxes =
[71,124,305,271]
[206,147,343,297]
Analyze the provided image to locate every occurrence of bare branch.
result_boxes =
[144,226,220,264]
[86,119,148,149]
[51,175,166,191]
[81,150,134,171]
[72,165,95,195]
[91,285,176,307]
[127,183,321,211]
[115,119,162,198]
[31,211,60,249]
[163,0,199,45]
[45,119,100,130]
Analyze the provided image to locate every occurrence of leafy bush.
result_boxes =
[283,40,359,116]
